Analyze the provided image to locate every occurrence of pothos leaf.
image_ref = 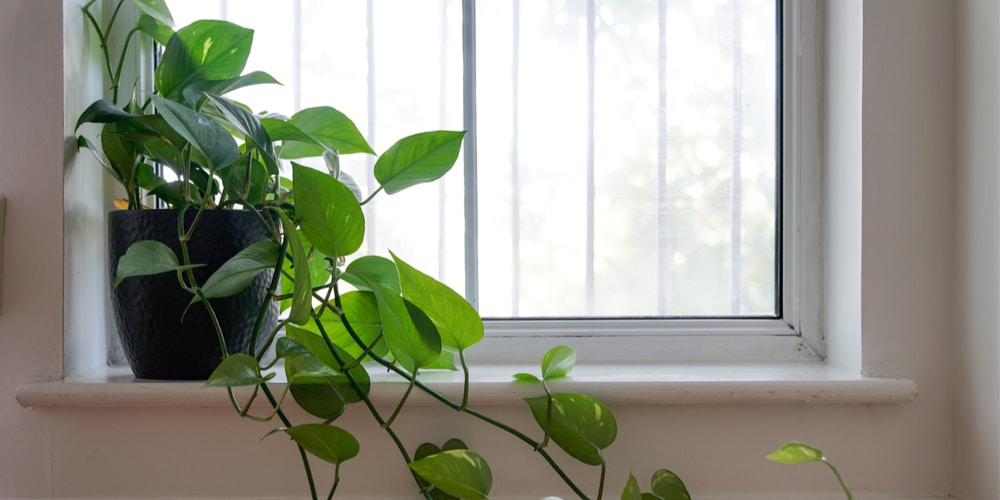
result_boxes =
[524,393,618,466]
[271,424,359,465]
[114,240,202,287]
[408,449,492,500]
[203,353,264,387]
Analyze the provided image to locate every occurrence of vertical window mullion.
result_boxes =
[729,0,744,315]
[510,0,521,316]
[656,0,669,316]
[437,0,449,279]
[365,0,377,254]
[584,0,596,315]
[462,0,479,310]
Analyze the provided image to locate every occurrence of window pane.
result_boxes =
[169,0,778,320]
[477,0,777,317]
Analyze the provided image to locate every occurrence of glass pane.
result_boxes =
[170,0,467,295]
[476,0,777,318]
[169,0,778,320]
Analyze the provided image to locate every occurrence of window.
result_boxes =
[161,0,819,364]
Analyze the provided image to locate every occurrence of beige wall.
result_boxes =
[0,0,993,498]
[955,0,1000,498]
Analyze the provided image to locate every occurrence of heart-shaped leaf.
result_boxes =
[156,20,254,99]
[392,252,483,351]
[274,424,359,465]
[130,0,174,28]
[292,163,365,260]
[203,353,264,387]
[136,13,174,45]
[279,106,374,158]
[376,292,442,373]
[114,240,202,286]
[286,358,348,420]
[203,93,279,174]
[525,393,618,466]
[621,473,642,500]
[650,469,691,500]
[342,256,401,295]
[374,130,466,194]
[767,441,825,464]
[285,327,371,402]
[542,345,577,380]
[196,240,279,300]
[408,449,492,500]
[149,95,240,169]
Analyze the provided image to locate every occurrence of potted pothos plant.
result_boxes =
[75,1,859,498]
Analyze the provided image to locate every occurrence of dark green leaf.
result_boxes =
[129,0,174,27]
[376,291,442,373]
[277,210,313,325]
[414,443,442,461]
[393,252,483,351]
[204,93,278,174]
[374,130,466,194]
[156,20,253,99]
[275,424,359,465]
[542,345,577,380]
[262,117,324,149]
[203,353,264,387]
[280,106,374,158]
[285,327,371,402]
[76,136,122,184]
[766,441,825,464]
[525,393,618,466]
[287,361,348,420]
[275,336,311,359]
[147,181,187,208]
[135,14,174,45]
[183,71,280,104]
[650,469,691,500]
[149,95,239,169]
[75,99,139,131]
[292,163,365,259]
[114,240,201,286]
[408,449,492,500]
[197,240,279,300]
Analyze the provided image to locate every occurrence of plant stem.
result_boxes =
[596,461,606,500]
[310,315,432,500]
[359,185,384,206]
[824,461,854,500]
[259,383,319,500]
[383,376,417,429]
[330,281,591,499]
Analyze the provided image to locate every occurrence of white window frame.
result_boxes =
[471,0,824,365]
[80,0,825,372]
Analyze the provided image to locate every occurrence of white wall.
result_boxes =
[0,0,993,498]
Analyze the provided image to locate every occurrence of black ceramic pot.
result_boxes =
[108,209,277,380]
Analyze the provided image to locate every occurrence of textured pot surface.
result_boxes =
[108,209,277,380]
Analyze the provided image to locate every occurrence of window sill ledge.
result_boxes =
[16,363,917,408]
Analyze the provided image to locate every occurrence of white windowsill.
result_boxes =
[15,363,917,408]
